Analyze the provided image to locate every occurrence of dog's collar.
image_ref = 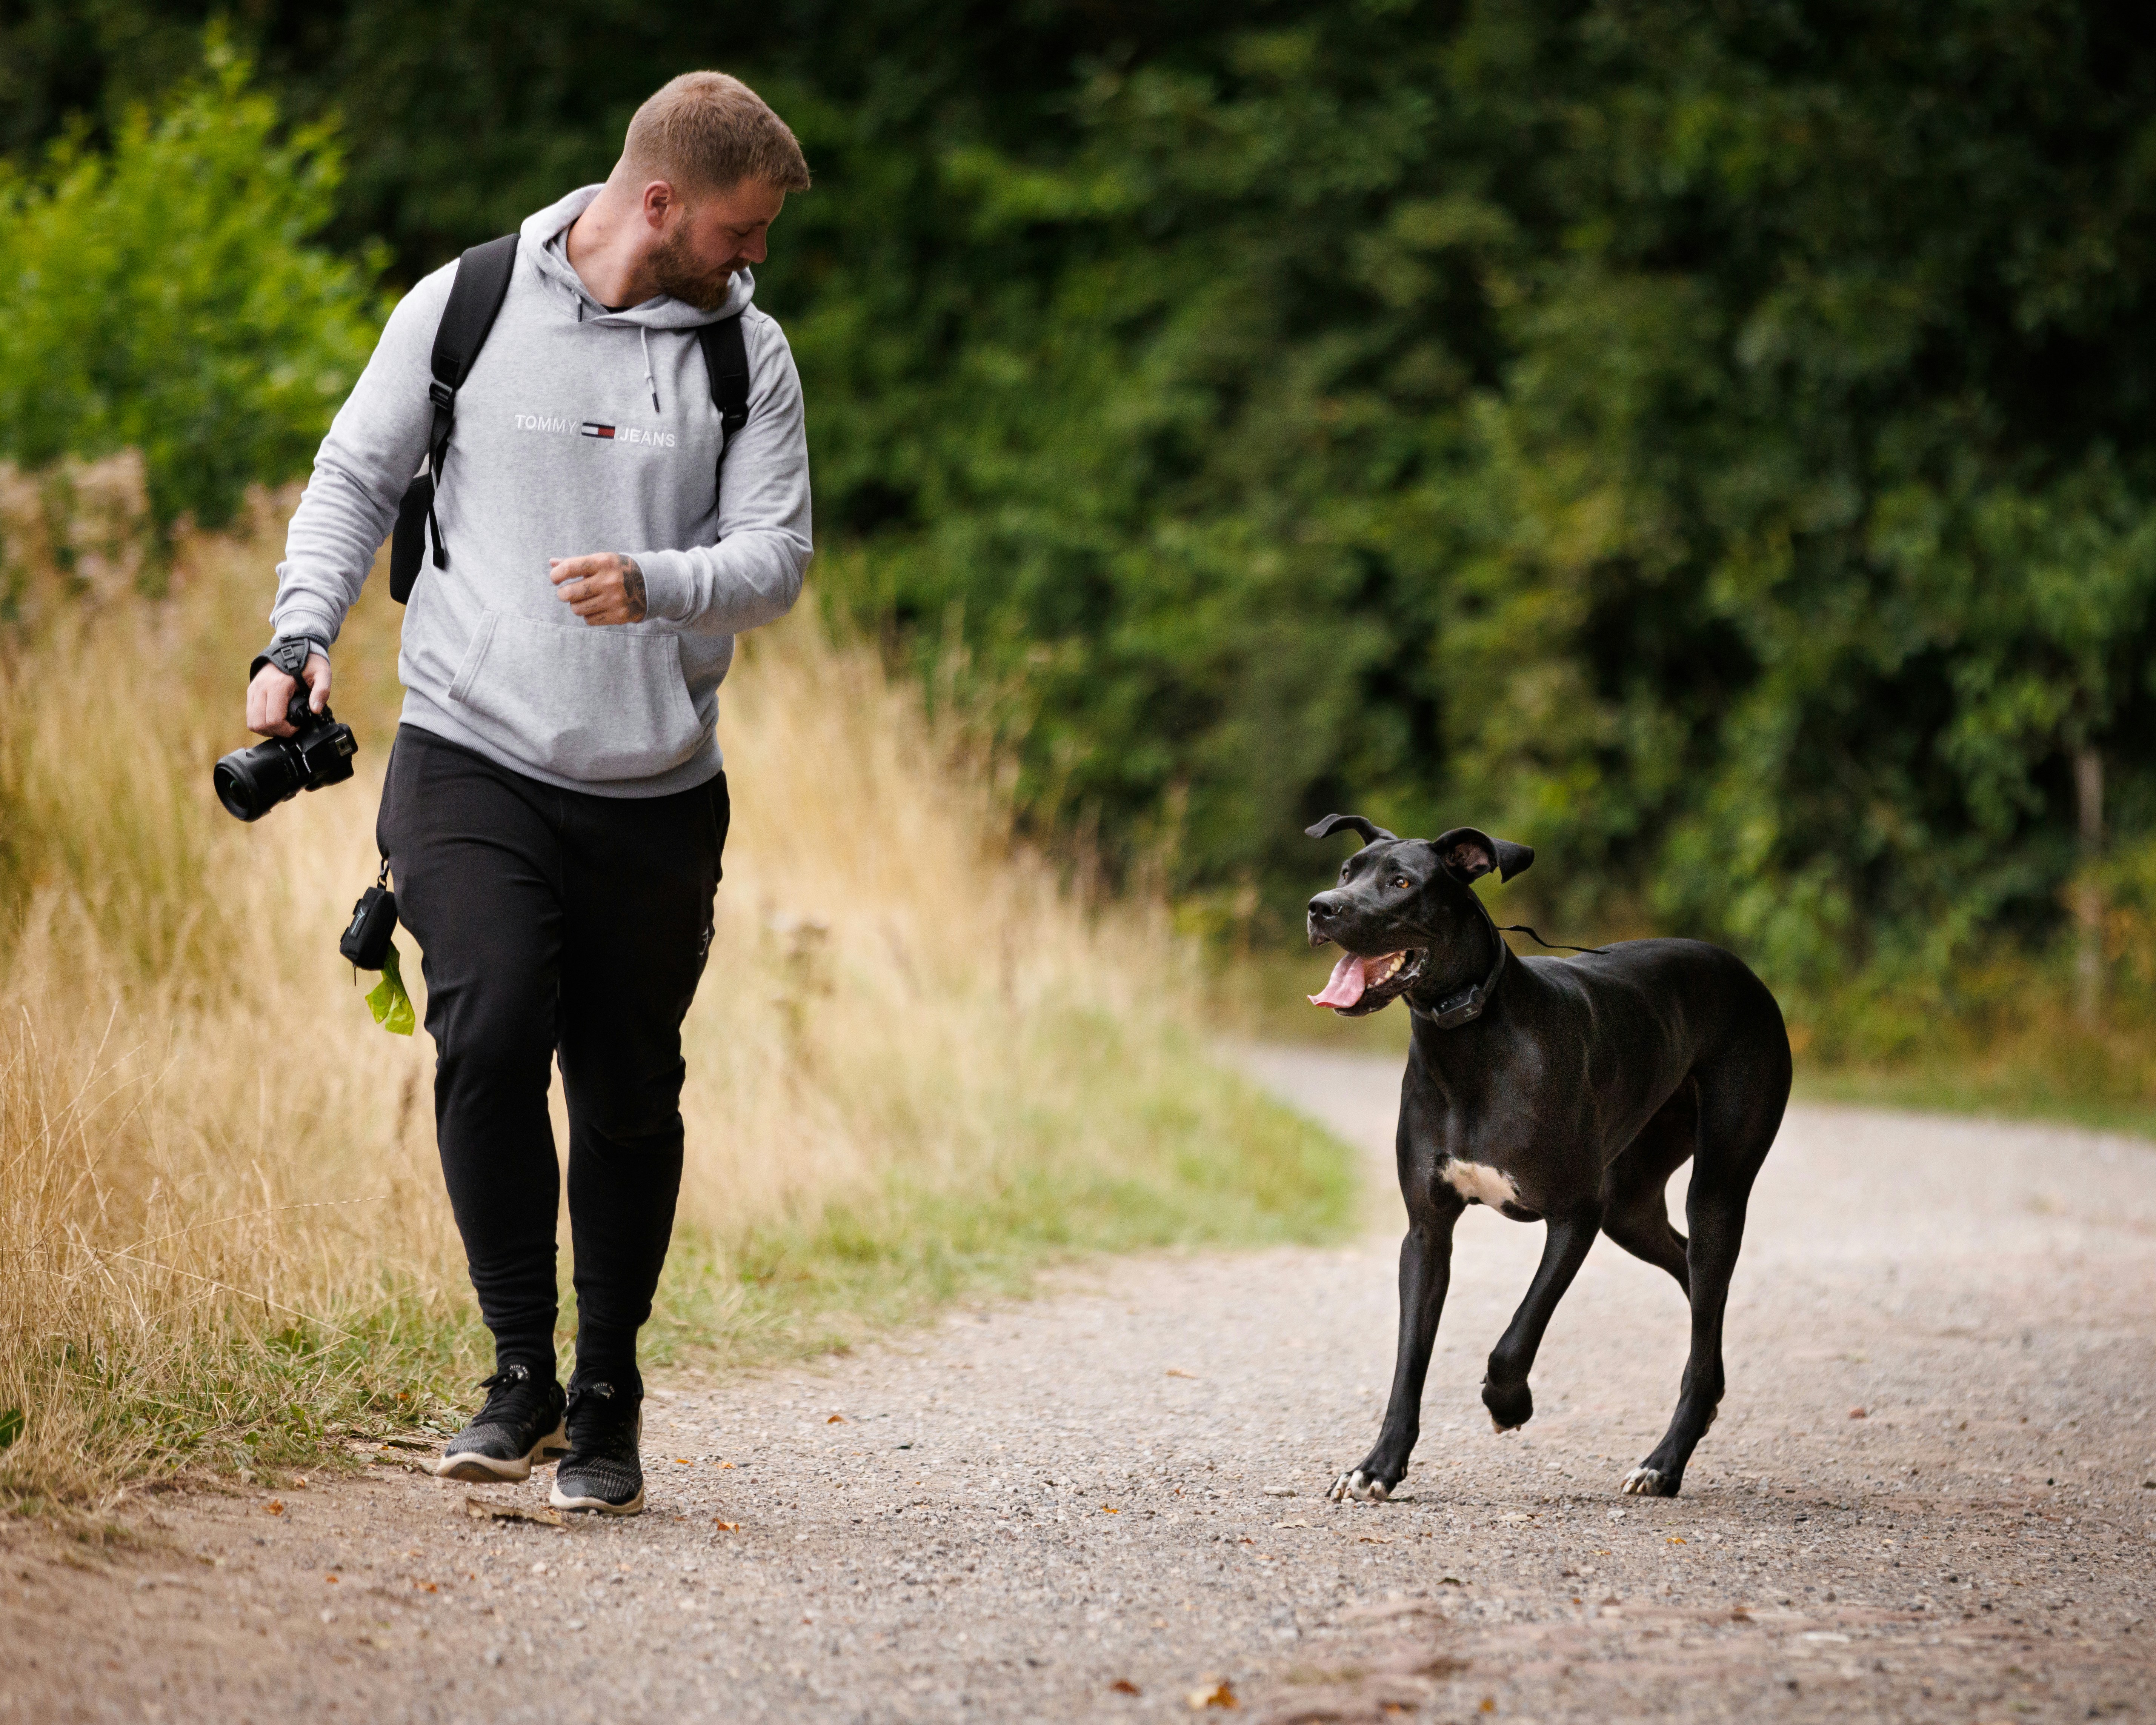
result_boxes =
[1409,905,1508,1031]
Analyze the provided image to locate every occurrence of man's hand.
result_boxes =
[246,652,331,737]
[550,554,647,626]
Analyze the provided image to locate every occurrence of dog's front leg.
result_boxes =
[1480,1201,1604,1431]
[1331,1197,1463,1503]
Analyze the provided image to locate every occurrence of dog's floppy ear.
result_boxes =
[1306,812,1399,847]
[1433,826,1535,884]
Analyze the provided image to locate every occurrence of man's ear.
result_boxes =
[1305,812,1398,847]
[1432,826,1535,884]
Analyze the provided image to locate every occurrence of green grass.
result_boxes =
[639,1048,1357,1373]
[1796,1060,2156,1141]
[1790,968,2156,1143]
[3,1045,1354,1518]
[2,1291,481,1519]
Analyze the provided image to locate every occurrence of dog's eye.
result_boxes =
[1391,876,1411,890]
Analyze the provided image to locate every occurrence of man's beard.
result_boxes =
[647,223,737,312]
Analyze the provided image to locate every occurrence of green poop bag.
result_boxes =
[366,943,417,1036]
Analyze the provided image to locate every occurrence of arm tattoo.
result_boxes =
[621,556,647,622]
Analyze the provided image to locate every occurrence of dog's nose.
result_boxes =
[1308,894,1339,923]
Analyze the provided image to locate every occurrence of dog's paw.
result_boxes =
[1481,1378,1533,1432]
[1620,1466,1677,1497]
[1327,1469,1391,1504]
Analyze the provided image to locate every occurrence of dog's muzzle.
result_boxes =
[1306,897,1429,1014]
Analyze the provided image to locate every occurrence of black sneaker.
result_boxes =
[548,1380,644,1515]
[427,1365,567,1482]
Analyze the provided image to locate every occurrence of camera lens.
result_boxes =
[213,738,304,821]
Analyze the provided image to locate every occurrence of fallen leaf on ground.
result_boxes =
[1110,1679,1141,1695]
[263,1500,284,1516]
[1273,1519,1310,1529]
[827,1414,847,1423]
[1666,1535,1687,1544]
[1848,1407,1868,1419]
[1102,1505,1120,1514]
[464,1498,563,1528]
[1186,1679,1238,1710]
[1166,1369,1198,1379]
[713,1520,741,1533]
[1358,1534,1390,1544]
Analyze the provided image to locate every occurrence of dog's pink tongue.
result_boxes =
[1309,951,1370,1009]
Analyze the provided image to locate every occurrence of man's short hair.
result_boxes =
[623,72,811,196]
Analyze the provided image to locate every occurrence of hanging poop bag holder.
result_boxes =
[341,859,415,1035]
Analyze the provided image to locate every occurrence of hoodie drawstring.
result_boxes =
[638,326,660,412]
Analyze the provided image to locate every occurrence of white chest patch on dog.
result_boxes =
[1442,1160,1521,1209]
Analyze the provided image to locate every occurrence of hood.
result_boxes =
[518,183,755,329]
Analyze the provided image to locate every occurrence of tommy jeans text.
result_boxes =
[513,412,677,448]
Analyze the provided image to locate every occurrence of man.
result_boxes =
[248,72,814,1514]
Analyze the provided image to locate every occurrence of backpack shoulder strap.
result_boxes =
[391,234,518,599]
[419,233,519,570]
[696,313,751,446]
[429,234,519,407]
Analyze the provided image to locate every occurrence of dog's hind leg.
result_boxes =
[1600,1078,1698,1296]
[1622,1041,1790,1497]
[1479,1201,1602,1432]
[1331,1169,1465,1503]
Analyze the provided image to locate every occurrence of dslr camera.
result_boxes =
[214,645,358,821]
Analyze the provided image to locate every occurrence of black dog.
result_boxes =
[1304,814,1791,1500]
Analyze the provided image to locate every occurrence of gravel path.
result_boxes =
[6,1045,2155,1723]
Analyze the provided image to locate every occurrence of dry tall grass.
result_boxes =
[0,481,1350,1514]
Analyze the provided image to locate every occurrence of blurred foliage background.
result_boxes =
[6,0,2156,1073]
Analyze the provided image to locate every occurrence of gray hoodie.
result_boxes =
[271,184,812,796]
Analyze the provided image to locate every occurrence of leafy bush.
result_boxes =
[0,42,385,532]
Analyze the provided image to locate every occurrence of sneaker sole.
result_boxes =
[548,1482,645,1516]
[428,1420,569,1482]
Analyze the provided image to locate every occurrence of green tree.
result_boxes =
[0,41,386,528]
[795,2,2156,1013]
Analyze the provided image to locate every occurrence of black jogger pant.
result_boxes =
[379,724,727,1394]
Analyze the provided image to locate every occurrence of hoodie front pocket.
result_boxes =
[447,607,704,780]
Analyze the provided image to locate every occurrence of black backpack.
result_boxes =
[388,233,752,603]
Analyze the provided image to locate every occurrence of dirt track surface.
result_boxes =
[6,1045,2155,1723]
